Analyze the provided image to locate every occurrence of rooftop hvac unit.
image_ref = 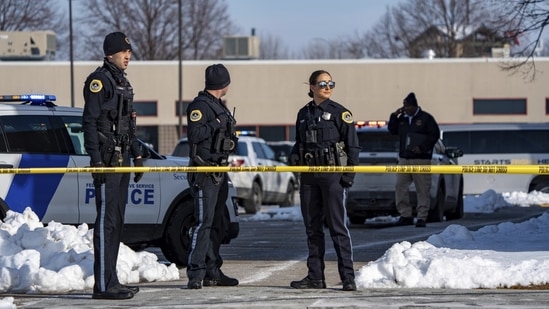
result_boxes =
[0,31,56,61]
[491,45,510,58]
[223,36,260,60]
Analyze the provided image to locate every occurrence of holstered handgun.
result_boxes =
[334,142,348,166]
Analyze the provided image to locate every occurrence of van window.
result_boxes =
[443,130,549,154]
[358,131,399,152]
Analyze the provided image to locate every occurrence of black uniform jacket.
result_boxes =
[388,107,440,160]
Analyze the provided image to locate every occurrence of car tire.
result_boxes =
[161,199,195,267]
[243,181,262,214]
[279,182,295,207]
[0,199,8,221]
[447,179,464,220]
[530,180,549,193]
[427,185,445,222]
[349,215,365,224]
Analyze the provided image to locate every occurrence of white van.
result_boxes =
[0,94,239,266]
[440,123,549,195]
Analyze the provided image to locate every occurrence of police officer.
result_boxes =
[186,64,239,289]
[83,32,143,300]
[289,70,361,291]
[388,92,440,228]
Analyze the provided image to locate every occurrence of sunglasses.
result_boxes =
[316,81,336,89]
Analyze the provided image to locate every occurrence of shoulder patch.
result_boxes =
[89,79,103,93]
[189,110,203,122]
[342,111,353,124]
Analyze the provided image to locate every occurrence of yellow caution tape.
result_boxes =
[1,165,549,174]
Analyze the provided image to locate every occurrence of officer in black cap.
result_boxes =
[185,63,239,289]
[83,31,143,300]
[388,92,440,228]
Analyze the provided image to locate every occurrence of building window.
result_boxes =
[473,98,526,115]
[257,126,286,141]
[175,100,191,117]
[136,126,158,151]
[545,98,549,114]
[133,101,157,116]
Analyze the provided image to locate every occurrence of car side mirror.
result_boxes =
[276,151,288,163]
[445,147,463,159]
[139,142,151,159]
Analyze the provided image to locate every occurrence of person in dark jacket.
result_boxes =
[83,32,143,300]
[185,64,239,290]
[388,92,440,228]
[289,70,361,291]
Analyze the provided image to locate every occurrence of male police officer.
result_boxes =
[83,32,143,300]
[186,64,239,289]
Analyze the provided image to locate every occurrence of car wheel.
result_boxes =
[349,215,365,224]
[279,182,295,207]
[531,181,549,193]
[0,199,8,221]
[427,185,445,222]
[243,181,262,214]
[447,179,464,220]
[161,199,194,267]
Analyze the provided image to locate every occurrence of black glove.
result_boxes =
[91,161,106,185]
[133,158,144,183]
[289,153,300,166]
[340,173,354,188]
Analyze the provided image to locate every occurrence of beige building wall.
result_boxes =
[1,58,549,154]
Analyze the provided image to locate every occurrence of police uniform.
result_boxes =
[82,32,142,299]
[186,64,238,289]
[290,98,360,289]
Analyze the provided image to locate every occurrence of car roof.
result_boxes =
[440,123,549,132]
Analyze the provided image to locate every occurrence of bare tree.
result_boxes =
[0,0,64,30]
[259,33,290,60]
[489,0,549,79]
[354,0,492,59]
[77,0,236,60]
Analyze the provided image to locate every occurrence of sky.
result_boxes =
[1,189,549,308]
[225,0,403,54]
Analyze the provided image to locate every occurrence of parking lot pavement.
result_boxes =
[7,261,549,308]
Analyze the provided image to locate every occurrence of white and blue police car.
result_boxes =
[0,94,239,266]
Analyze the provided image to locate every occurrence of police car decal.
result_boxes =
[4,154,70,219]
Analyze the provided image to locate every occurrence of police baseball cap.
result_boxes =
[103,32,132,56]
[205,64,231,90]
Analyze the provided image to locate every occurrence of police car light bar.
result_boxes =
[0,94,57,106]
[355,120,387,129]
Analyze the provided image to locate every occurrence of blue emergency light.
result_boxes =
[0,94,57,106]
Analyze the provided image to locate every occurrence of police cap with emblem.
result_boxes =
[103,32,132,56]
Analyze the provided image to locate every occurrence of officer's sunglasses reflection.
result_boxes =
[316,81,336,89]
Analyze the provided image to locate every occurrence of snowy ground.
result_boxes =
[0,189,548,308]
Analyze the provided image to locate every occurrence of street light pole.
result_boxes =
[69,0,74,107]
[177,0,183,138]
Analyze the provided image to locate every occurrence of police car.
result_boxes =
[0,94,239,266]
[172,133,298,214]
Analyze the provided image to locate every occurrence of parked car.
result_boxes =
[266,141,294,164]
[347,121,464,224]
[0,94,239,267]
[173,135,297,214]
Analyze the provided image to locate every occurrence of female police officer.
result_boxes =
[289,70,360,291]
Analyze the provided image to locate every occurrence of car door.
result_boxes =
[251,141,276,195]
[0,113,79,223]
[57,115,163,224]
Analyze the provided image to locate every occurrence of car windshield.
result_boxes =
[172,141,190,157]
[358,131,399,152]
